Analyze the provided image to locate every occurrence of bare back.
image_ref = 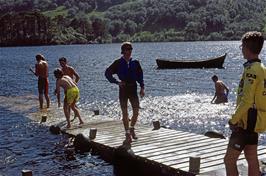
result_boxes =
[215,80,227,95]
[56,75,77,93]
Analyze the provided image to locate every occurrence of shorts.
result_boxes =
[119,85,139,112]
[228,128,258,151]
[65,87,79,105]
[38,77,48,95]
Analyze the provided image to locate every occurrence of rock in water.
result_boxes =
[73,133,91,153]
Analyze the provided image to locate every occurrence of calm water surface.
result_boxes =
[1,42,266,175]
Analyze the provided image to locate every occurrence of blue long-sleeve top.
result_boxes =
[105,57,144,88]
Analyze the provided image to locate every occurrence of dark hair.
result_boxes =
[59,57,67,62]
[241,31,264,54]
[212,75,218,81]
[54,68,63,78]
[121,42,133,54]
[36,54,45,61]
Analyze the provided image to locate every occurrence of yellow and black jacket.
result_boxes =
[230,59,266,132]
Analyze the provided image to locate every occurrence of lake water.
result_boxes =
[1,41,266,175]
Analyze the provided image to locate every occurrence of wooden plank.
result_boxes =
[137,138,219,157]
[149,140,227,162]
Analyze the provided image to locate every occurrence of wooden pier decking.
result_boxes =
[62,118,266,176]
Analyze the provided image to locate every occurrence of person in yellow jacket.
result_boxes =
[224,31,265,176]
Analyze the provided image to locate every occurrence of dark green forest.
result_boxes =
[1,0,266,46]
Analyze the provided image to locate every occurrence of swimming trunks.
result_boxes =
[38,77,48,95]
[66,87,79,105]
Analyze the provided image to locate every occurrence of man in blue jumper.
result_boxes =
[105,42,145,143]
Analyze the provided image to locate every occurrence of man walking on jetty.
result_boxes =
[54,68,84,128]
[224,31,266,176]
[30,54,50,109]
[105,42,145,144]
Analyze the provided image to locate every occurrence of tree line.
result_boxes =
[0,0,266,46]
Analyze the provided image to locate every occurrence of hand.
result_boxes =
[118,81,125,88]
[140,88,145,98]
[54,89,57,95]
[228,121,239,132]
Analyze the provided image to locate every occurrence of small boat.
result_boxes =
[156,53,227,69]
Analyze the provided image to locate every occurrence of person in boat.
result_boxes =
[105,42,145,144]
[29,54,50,109]
[210,75,229,104]
[224,31,265,176]
[54,68,84,128]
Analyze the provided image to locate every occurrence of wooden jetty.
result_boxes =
[62,118,266,176]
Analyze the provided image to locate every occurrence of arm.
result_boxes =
[71,67,80,83]
[222,82,229,96]
[229,68,258,125]
[211,93,216,103]
[136,61,145,98]
[105,60,119,84]
[135,61,144,88]
[55,80,61,107]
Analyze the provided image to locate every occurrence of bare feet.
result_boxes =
[66,124,71,128]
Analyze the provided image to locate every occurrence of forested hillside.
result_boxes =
[0,0,266,46]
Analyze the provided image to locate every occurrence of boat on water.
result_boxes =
[156,53,227,69]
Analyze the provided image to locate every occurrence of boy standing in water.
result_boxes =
[54,68,84,128]
[224,31,265,176]
[30,54,50,109]
[105,42,145,144]
[211,75,229,104]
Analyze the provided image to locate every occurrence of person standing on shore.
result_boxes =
[54,68,84,128]
[210,75,229,104]
[105,42,145,144]
[30,54,50,109]
[224,31,266,176]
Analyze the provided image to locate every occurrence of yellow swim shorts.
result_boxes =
[66,87,79,105]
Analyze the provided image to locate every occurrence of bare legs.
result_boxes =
[63,99,83,128]
[39,94,50,109]
[224,145,260,176]
[244,145,260,176]
[45,93,50,108]
[39,94,43,109]
[39,93,50,109]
